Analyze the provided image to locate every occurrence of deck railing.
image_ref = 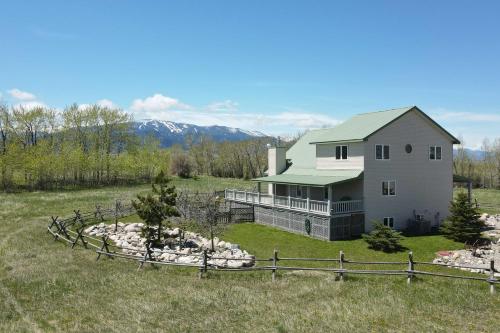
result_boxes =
[331,200,363,214]
[224,189,363,216]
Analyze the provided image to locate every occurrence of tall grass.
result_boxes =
[0,180,499,332]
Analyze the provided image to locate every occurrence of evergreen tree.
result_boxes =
[132,171,179,244]
[362,222,404,252]
[440,192,484,243]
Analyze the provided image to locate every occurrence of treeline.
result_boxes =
[181,137,270,179]
[0,103,275,191]
[454,137,500,189]
[0,104,169,190]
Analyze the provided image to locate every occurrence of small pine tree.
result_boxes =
[132,171,179,245]
[362,222,404,252]
[440,192,484,243]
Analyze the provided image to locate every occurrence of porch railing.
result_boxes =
[224,189,363,216]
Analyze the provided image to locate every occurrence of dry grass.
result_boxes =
[1,181,499,332]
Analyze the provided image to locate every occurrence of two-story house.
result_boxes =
[224,106,460,240]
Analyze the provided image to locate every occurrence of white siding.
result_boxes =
[316,142,364,170]
[363,110,454,231]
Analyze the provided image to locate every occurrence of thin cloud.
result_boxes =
[97,99,118,109]
[206,100,239,112]
[32,27,76,41]
[431,108,500,122]
[8,88,36,101]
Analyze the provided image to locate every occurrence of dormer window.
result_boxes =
[375,144,390,160]
[335,145,348,160]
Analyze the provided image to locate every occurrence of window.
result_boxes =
[383,217,394,228]
[429,146,442,160]
[296,186,307,199]
[324,186,329,200]
[382,180,396,196]
[375,144,390,160]
[335,145,348,160]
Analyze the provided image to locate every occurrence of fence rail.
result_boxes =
[47,205,499,294]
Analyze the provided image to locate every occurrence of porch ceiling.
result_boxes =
[252,169,362,186]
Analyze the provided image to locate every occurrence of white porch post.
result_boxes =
[307,186,311,212]
[272,183,275,206]
[327,185,332,214]
[288,185,291,208]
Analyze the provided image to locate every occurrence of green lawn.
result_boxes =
[470,188,500,214]
[1,179,499,332]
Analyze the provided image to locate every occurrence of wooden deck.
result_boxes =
[224,189,363,216]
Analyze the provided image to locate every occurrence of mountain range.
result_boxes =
[132,120,269,147]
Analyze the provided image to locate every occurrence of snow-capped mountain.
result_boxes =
[132,119,269,147]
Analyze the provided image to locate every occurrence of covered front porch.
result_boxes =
[224,175,364,216]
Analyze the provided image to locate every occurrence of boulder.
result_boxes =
[227,260,243,268]
[124,223,141,232]
[479,213,489,222]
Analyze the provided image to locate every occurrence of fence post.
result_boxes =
[339,250,345,281]
[114,200,119,231]
[407,251,414,284]
[489,260,496,295]
[199,249,208,279]
[272,249,278,282]
[96,236,113,261]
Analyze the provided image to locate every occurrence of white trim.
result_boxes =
[335,144,349,160]
[429,145,442,161]
[375,144,390,160]
[383,217,394,228]
[382,180,396,196]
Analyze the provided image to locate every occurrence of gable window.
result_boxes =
[429,146,442,160]
[335,145,348,160]
[382,180,396,196]
[375,144,390,160]
[383,217,394,228]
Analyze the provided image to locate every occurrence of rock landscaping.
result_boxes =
[433,213,500,277]
[84,222,255,268]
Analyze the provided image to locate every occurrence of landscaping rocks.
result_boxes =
[433,213,500,277]
[84,223,255,268]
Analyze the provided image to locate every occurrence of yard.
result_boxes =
[1,178,499,332]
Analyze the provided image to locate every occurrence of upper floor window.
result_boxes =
[375,144,390,160]
[382,180,396,196]
[429,146,442,160]
[383,217,394,228]
[335,145,348,160]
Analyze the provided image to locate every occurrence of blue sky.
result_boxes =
[1,0,499,148]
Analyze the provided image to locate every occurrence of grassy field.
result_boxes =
[1,178,499,332]
[470,188,500,214]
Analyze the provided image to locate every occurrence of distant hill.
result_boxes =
[453,148,486,160]
[131,120,269,147]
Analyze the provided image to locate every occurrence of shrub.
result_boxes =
[362,222,404,252]
[171,153,192,178]
[440,192,484,243]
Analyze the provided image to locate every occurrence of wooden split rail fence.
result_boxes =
[47,206,500,294]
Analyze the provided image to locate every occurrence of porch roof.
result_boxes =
[252,169,362,186]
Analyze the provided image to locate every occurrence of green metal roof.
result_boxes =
[308,106,460,144]
[253,169,362,186]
